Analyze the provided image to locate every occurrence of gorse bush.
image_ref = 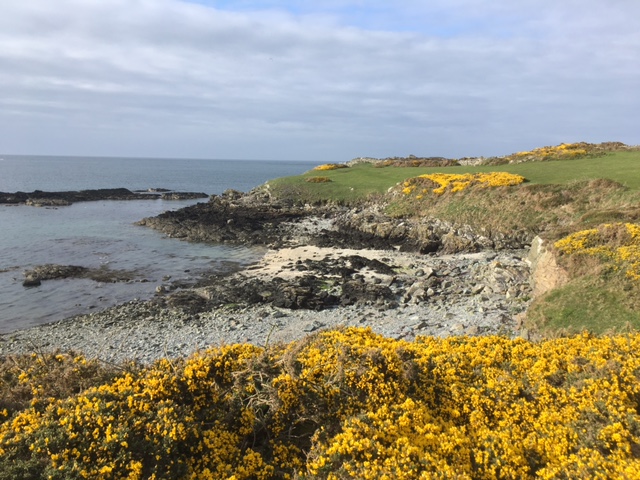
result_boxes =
[3,329,640,478]
[555,222,640,280]
[313,164,348,171]
[513,143,589,161]
[401,172,526,198]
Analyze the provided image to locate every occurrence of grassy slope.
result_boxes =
[526,275,640,335]
[268,150,640,336]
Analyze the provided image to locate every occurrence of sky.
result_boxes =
[0,0,638,161]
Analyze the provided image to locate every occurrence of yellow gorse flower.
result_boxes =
[555,223,640,280]
[313,163,348,171]
[402,172,526,196]
[3,329,640,478]
[514,143,588,160]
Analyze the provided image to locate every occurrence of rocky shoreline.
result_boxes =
[1,187,540,364]
[0,247,532,364]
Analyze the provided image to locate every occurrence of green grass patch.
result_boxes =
[526,275,640,335]
[470,151,640,189]
[267,162,431,204]
[267,151,640,206]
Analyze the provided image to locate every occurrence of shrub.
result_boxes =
[0,352,129,418]
[313,164,348,171]
[555,222,640,280]
[3,329,640,478]
[401,172,526,197]
[306,176,332,183]
[513,143,589,161]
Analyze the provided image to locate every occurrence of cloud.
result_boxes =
[0,0,638,159]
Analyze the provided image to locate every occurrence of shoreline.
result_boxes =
[0,245,532,364]
[1,184,539,364]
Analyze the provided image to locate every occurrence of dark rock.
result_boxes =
[136,186,534,253]
[23,264,139,284]
[24,265,88,281]
[341,281,394,306]
[137,194,312,245]
[160,192,209,200]
[1,188,160,206]
[22,276,42,287]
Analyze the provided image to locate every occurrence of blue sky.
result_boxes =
[0,0,638,161]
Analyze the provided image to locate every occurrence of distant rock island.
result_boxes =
[0,188,208,206]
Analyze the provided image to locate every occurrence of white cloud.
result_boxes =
[0,0,638,159]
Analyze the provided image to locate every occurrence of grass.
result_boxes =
[391,178,640,239]
[267,162,427,204]
[526,275,640,335]
[472,151,640,189]
[267,151,640,205]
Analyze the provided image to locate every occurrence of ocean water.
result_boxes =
[0,155,317,333]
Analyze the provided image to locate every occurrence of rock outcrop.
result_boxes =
[526,236,569,297]
[138,189,534,254]
[0,188,208,206]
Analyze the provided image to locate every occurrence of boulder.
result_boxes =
[527,236,569,297]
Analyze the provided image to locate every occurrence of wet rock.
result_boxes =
[24,265,88,281]
[23,264,139,285]
[22,276,42,287]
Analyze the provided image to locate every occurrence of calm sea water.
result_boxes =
[0,155,317,333]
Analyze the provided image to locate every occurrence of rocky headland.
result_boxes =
[136,188,532,252]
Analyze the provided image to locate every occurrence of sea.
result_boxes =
[0,155,318,333]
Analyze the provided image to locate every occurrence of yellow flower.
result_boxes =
[555,223,640,280]
[401,172,525,197]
